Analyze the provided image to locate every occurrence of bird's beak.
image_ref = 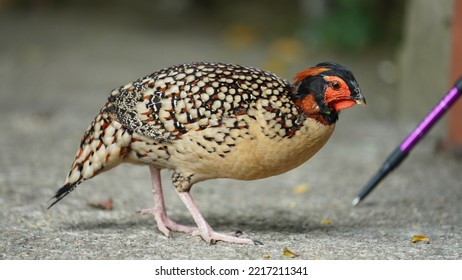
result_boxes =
[352,88,366,106]
[355,95,366,106]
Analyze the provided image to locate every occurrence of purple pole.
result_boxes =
[400,86,462,152]
[353,77,462,206]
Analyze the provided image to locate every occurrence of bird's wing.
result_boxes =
[105,62,295,142]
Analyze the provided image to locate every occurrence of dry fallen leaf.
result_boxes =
[292,183,310,194]
[262,253,271,259]
[88,199,113,210]
[411,235,430,244]
[283,247,299,258]
[320,219,333,225]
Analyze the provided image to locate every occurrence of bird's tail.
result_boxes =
[48,111,132,209]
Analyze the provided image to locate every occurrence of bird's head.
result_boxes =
[293,62,366,124]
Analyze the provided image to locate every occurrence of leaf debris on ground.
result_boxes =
[292,183,310,194]
[88,198,113,210]
[283,247,299,258]
[411,235,430,244]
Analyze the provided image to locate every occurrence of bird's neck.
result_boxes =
[293,92,338,126]
[307,111,338,125]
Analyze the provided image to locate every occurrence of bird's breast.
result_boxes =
[170,115,335,181]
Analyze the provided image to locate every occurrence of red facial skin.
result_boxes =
[322,75,357,112]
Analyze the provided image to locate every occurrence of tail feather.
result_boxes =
[48,110,131,209]
[47,182,80,209]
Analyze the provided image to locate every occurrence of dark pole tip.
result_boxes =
[353,148,408,206]
[352,196,361,206]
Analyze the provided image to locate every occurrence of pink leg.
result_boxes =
[138,165,197,236]
[176,190,262,245]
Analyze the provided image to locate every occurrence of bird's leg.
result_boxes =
[176,190,261,245]
[138,165,197,236]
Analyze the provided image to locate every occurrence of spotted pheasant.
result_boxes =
[49,62,365,244]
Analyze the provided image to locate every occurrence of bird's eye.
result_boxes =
[330,81,341,90]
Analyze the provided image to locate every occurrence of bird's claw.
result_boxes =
[198,230,259,245]
[138,207,198,236]
[252,239,264,245]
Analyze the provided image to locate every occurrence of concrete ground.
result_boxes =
[1,11,461,260]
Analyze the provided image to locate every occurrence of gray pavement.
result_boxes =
[1,11,461,260]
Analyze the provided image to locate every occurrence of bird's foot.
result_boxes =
[137,208,247,242]
[138,207,197,237]
[174,190,263,245]
[198,228,263,245]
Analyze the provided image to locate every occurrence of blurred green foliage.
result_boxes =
[307,0,405,52]
[1,0,405,52]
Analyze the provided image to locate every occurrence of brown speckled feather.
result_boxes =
[107,62,302,141]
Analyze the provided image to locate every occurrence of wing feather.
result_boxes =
[105,62,295,142]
